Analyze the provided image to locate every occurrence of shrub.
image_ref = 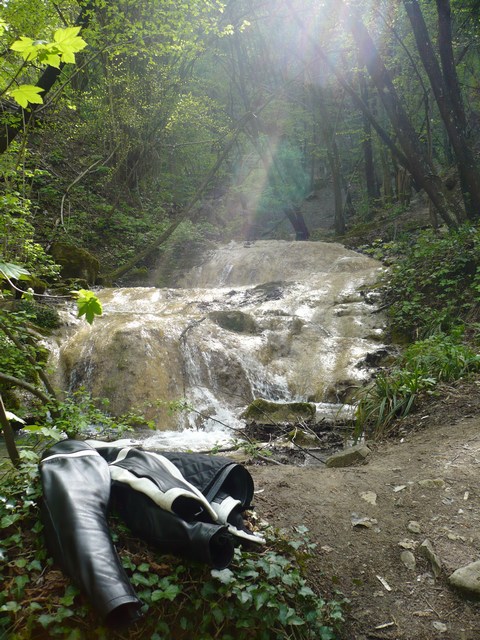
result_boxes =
[385,224,480,340]
[354,331,480,438]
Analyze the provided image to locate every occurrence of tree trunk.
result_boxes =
[286,0,457,227]
[0,394,20,467]
[312,85,345,235]
[380,147,394,205]
[404,0,480,220]
[285,208,310,240]
[344,5,458,227]
[359,74,379,215]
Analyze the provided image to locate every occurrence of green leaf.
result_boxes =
[9,85,44,109]
[0,601,21,613]
[73,289,102,324]
[10,36,37,60]
[43,52,61,68]
[53,26,87,64]
[151,582,181,602]
[163,583,181,601]
[0,261,30,281]
[1,513,20,528]
[38,613,55,628]
[60,585,78,607]
[14,557,27,568]
[253,590,270,610]
[211,568,234,584]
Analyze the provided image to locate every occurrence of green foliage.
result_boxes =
[2,24,87,108]
[0,158,61,283]
[0,307,48,387]
[48,388,138,440]
[355,331,480,438]
[73,289,102,325]
[15,299,60,330]
[386,225,480,340]
[0,477,345,640]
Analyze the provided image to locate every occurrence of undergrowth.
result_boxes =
[355,330,480,438]
[353,223,480,438]
[384,224,480,340]
[0,457,346,640]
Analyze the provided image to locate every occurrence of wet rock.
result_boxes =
[419,539,442,578]
[241,399,316,425]
[313,403,355,424]
[208,310,258,334]
[250,281,286,301]
[448,560,480,598]
[325,444,371,468]
[287,429,318,447]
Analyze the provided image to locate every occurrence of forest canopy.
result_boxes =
[0,0,479,285]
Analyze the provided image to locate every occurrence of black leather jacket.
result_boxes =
[39,439,263,626]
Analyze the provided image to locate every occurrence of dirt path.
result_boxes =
[250,387,480,639]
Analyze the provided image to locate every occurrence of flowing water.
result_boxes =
[47,240,386,451]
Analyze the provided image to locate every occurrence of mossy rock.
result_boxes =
[209,310,258,334]
[50,242,100,285]
[17,300,60,330]
[241,398,316,425]
[25,275,48,294]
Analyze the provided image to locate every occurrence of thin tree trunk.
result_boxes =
[404,0,480,219]
[312,85,345,235]
[344,5,458,227]
[359,73,379,215]
[286,0,454,224]
[0,393,20,467]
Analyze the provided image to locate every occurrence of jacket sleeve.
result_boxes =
[111,482,235,569]
[39,440,143,627]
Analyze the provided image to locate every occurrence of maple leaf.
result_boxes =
[8,85,44,109]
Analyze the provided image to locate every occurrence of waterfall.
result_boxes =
[50,241,386,450]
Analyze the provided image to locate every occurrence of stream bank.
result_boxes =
[250,378,480,639]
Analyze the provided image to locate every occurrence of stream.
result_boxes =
[0,240,386,462]
[42,240,386,452]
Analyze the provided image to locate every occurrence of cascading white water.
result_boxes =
[50,240,386,450]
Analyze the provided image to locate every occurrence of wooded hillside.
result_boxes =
[2,0,480,285]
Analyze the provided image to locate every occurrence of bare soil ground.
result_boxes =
[249,380,480,639]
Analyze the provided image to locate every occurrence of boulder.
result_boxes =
[325,444,371,468]
[241,399,316,424]
[51,242,100,285]
[208,310,258,334]
[448,561,480,598]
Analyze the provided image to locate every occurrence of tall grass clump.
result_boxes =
[355,332,480,438]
